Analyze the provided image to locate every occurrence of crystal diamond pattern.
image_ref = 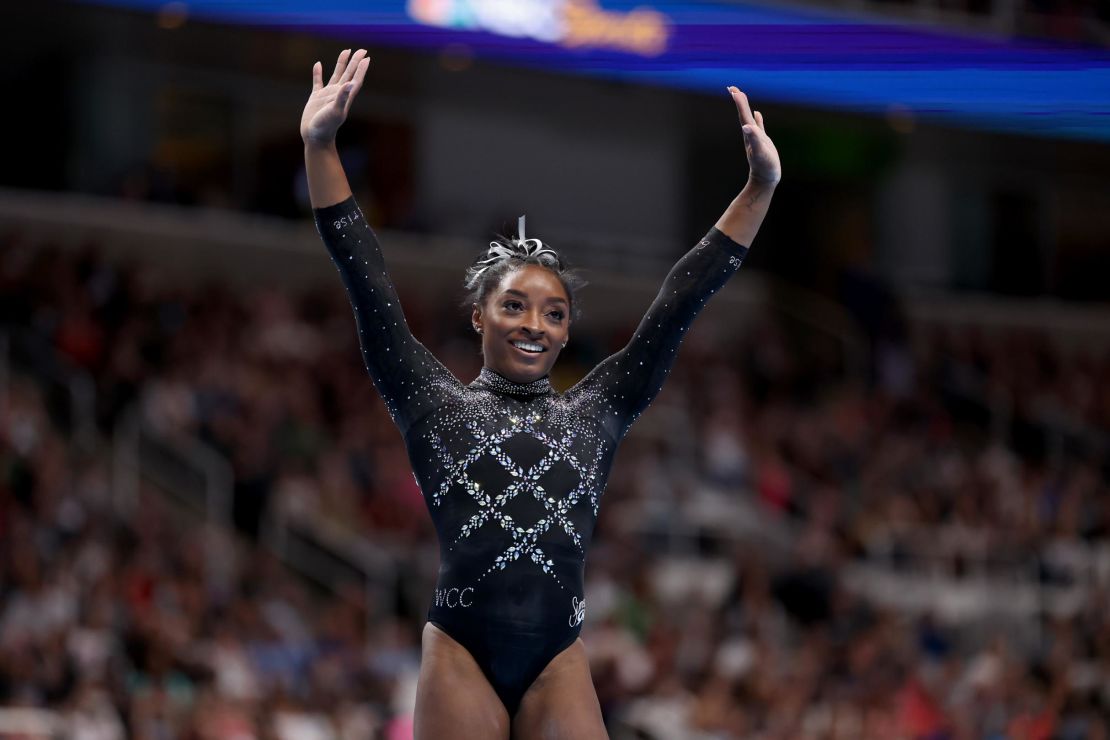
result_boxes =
[429,406,606,590]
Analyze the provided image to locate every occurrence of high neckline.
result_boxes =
[472,367,554,397]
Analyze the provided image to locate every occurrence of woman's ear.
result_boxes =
[471,303,482,334]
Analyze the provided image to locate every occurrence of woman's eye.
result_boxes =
[502,301,562,320]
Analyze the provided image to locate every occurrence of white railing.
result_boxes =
[113,402,406,621]
[111,408,233,525]
[0,314,406,635]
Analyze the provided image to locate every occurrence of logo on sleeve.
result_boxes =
[332,209,363,231]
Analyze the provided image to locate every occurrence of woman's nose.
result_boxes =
[522,312,543,334]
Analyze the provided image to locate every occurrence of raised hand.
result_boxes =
[301,49,371,146]
[727,86,781,186]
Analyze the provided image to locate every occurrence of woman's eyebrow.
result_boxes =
[502,288,568,306]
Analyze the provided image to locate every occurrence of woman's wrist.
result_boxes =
[303,138,352,209]
[747,173,780,190]
[303,135,338,153]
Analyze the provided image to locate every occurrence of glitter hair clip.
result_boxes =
[471,215,559,279]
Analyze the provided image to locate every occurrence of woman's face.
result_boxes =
[473,264,570,383]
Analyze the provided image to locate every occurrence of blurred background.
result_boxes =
[1,0,1109,737]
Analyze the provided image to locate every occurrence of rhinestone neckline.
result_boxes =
[472,366,554,396]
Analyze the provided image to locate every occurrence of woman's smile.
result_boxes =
[510,339,547,356]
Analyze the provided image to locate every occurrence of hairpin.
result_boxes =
[471,215,559,279]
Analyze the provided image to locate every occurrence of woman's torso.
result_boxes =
[405,369,619,632]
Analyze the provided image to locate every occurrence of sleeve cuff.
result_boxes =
[704,226,750,258]
[313,196,364,233]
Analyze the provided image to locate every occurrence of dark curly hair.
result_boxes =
[460,233,588,325]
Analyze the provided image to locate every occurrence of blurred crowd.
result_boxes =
[2,232,1110,739]
[1,384,413,738]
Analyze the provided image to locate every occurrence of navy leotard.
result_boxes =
[314,197,748,715]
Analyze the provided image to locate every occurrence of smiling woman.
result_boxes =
[461,223,588,385]
[301,47,777,739]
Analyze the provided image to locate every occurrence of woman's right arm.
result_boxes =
[302,50,459,434]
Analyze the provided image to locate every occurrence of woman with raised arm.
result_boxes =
[301,48,780,739]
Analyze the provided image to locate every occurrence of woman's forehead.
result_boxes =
[497,265,568,300]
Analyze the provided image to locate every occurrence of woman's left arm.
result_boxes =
[567,87,780,440]
[715,86,780,246]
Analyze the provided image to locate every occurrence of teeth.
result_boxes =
[512,341,544,353]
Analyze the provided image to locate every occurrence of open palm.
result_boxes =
[727,86,781,186]
[300,48,371,145]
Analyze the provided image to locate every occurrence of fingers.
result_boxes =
[336,58,371,116]
[329,49,351,85]
[312,61,323,92]
[340,49,368,84]
[727,86,755,127]
[324,48,369,97]
[349,58,370,97]
[754,110,766,132]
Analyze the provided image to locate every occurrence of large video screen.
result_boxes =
[80,0,1110,141]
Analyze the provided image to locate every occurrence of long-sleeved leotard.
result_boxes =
[314,197,749,715]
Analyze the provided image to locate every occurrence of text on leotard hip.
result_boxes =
[434,587,474,608]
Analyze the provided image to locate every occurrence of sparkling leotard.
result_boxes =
[314,197,748,714]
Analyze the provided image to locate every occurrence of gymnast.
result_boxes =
[300,48,780,739]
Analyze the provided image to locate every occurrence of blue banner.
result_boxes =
[81,0,1110,141]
